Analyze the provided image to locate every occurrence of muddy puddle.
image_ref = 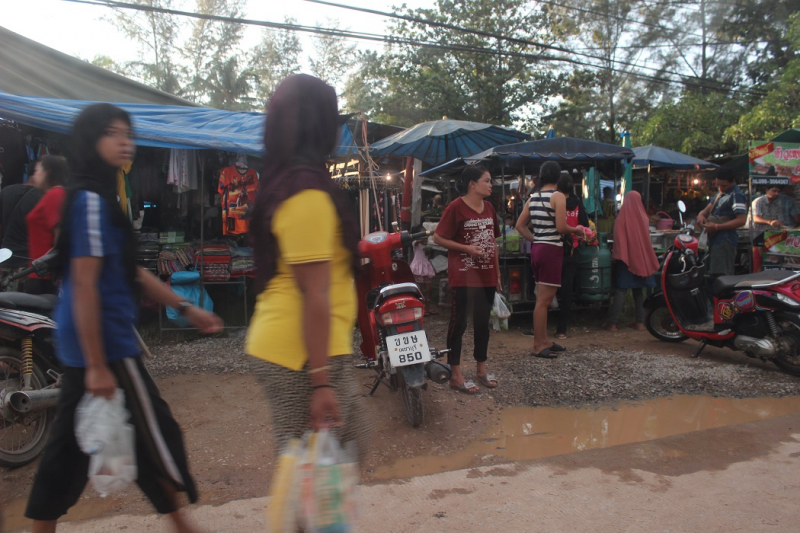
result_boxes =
[371,395,800,480]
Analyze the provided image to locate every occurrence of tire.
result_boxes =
[772,315,800,377]
[645,304,688,343]
[0,347,55,468]
[396,371,424,428]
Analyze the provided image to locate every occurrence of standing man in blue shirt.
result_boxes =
[696,168,747,276]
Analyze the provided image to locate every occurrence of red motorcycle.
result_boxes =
[355,224,451,427]
[645,205,800,376]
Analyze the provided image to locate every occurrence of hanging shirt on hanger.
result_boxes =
[218,165,259,235]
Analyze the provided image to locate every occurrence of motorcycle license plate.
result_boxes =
[386,331,432,367]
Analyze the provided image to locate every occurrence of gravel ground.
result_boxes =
[490,346,800,407]
[146,330,252,377]
[146,314,800,407]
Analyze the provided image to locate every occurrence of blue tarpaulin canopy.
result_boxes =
[0,91,357,156]
[632,145,717,170]
[420,137,633,177]
[369,119,529,165]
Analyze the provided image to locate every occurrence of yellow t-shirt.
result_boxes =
[245,189,357,370]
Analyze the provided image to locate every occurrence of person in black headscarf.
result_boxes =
[245,74,372,467]
[25,104,222,533]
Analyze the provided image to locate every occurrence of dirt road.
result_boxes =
[5,315,800,531]
[12,412,800,532]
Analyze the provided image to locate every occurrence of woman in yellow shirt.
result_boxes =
[246,74,371,461]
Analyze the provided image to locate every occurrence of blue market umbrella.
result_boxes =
[632,145,718,170]
[369,119,530,166]
[545,125,556,139]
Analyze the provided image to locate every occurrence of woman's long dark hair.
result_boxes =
[55,104,137,287]
[251,74,359,290]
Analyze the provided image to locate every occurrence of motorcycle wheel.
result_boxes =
[772,315,800,377]
[396,371,424,428]
[0,347,54,468]
[645,304,688,343]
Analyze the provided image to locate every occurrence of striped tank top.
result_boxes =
[529,188,562,246]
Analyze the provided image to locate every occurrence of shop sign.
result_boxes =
[749,141,800,185]
[764,230,800,256]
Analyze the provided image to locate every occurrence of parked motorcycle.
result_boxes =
[355,224,451,427]
[0,248,60,467]
[645,202,800,376]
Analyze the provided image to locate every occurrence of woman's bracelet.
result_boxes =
[309,365,331,375]
[312,384,332,390]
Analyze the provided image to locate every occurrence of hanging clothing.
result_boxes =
[167,149,198,194]
[410,241,435,281]
[218,165,259,235]
[612,191,659,278]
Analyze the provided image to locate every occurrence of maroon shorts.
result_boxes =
[530,243,563,287]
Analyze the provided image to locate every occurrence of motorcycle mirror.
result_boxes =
[0,248,12,264]
[677,200,687,213]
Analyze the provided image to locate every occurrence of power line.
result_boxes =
[61,0,765,98]
[301,0,751,92]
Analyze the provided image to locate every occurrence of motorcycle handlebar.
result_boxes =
[402,230,431,244]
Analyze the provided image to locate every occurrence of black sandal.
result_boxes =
[550,343,566,352]
[530,348,558,359]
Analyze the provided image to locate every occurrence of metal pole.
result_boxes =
[748,172,754,273]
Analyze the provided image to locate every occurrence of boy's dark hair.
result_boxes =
[716,167,735,183]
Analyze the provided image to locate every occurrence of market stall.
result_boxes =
[420,137,634,312]
[0,91,359,334]
[749,135,800,272]
[630,145,719,256]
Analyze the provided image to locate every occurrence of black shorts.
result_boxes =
[25,357,197,521]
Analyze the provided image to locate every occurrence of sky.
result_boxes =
[1,0,429,67]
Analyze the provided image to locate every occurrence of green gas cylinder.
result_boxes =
[576,233,612,302]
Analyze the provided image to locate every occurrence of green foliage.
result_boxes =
[724,13,800,145]
[249,19,303,109]
[343,0,558,128]
[309,19,357,89]
[633,90,744,158]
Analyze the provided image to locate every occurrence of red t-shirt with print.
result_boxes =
[435,197,500,287]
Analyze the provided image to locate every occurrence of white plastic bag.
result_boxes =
[75,390,137,497]
[299,430,359,533]
[492,293,512,320]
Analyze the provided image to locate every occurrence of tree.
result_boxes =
[724,13,800,145]
[544,0,680,143]
[343,0,558,128]
[110,0,182,94]
[181,0,252,109]
[250,20,303,109]
[722,0,800,87]
[633,89,744,158]
[91,55,126,76]
[309,19,357,90]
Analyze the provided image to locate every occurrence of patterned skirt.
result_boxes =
[250,355,373,464]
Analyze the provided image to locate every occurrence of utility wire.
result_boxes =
[301,0,752,92]
[304,0,750,48]
[62,0,765,97]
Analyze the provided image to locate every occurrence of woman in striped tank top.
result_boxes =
[515,161,587,359]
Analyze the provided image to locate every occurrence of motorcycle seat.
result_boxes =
[711,269,796,296]
[374,282,423,307]
[0,292,58,315]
